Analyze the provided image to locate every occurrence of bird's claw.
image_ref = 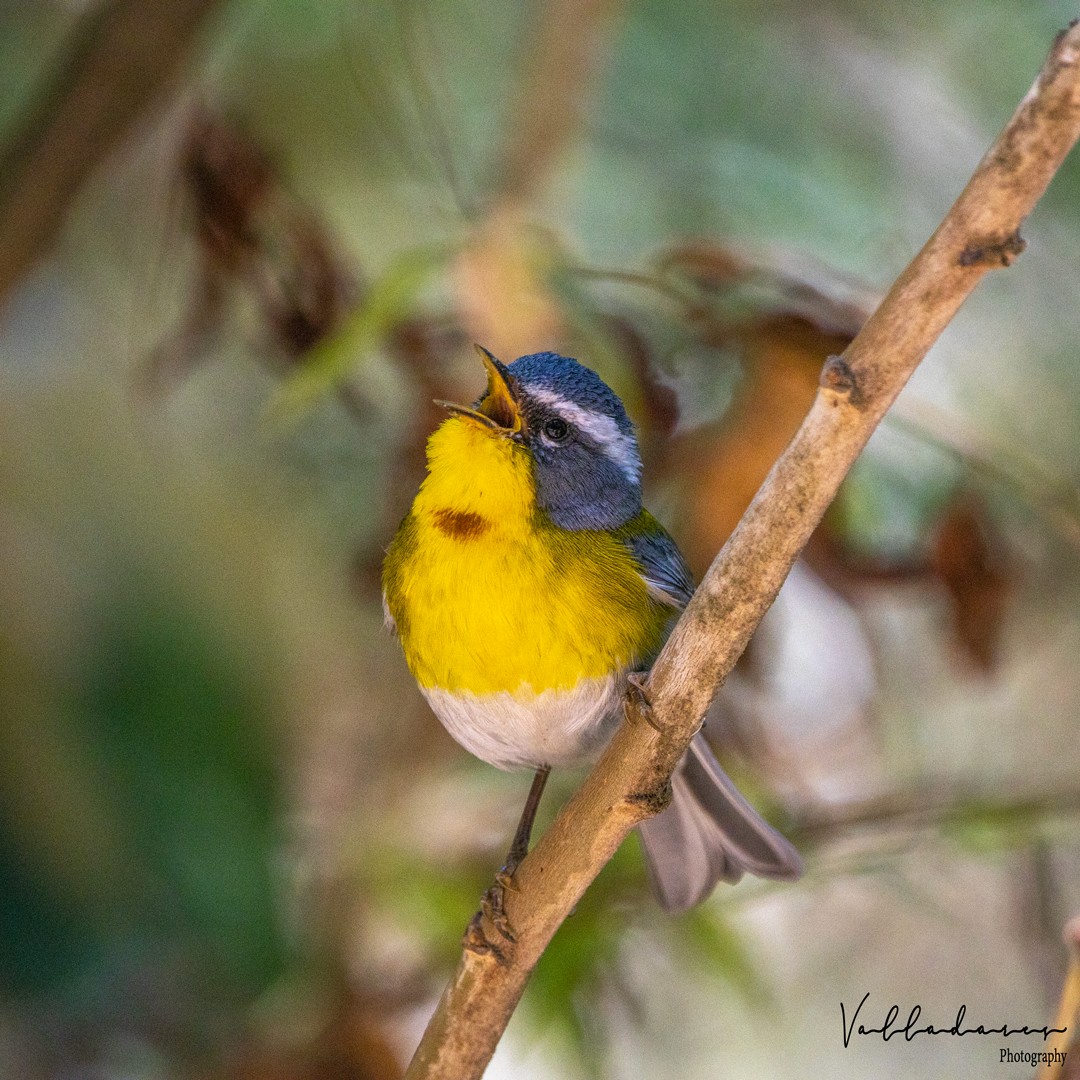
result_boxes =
[462,912,493,954]
[480,876,517,943]
[462,911,508,960]
[463,767,547,955]
[494,865,519,893]
[626,671,662,732]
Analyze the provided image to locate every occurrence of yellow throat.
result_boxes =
[383,415,670,697]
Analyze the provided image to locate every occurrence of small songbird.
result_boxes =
[382,347,801,917]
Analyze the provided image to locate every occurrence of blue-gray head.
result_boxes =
[439,347,643,531]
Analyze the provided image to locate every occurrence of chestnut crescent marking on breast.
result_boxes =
[433,508,491,540]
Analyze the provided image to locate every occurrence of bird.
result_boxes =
[382,346,802,925]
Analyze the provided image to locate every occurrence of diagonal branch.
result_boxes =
[406,22,1080,1080]
[491,0,625,205]
[0,0,220,304]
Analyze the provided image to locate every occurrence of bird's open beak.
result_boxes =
[436,345,524,436]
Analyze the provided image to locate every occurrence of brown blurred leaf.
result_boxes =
[652,246,1013,680]
[184,110,275,271]
[929,494,1011,673]
[660,240,874,337]
[668,314,854,577]
[222,989,402,1080]
[807,492,1013,674]
[803,516,929,590]
[657,241,747,292]
[138,112,357,401]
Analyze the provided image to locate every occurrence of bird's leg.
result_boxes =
[464,765,550,951]
[501,764,551,881]
[484,765,551,938]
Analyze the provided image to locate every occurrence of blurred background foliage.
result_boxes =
[2,1,1080,1077]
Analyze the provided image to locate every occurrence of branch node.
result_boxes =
[625,778,673,818]
[957,230,1026,267]
[819,355,864,407]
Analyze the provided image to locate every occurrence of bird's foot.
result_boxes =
[462,766,547,956]
[462,911,491,953]
[626,671,662,732]
[481,864,520,942]
[461,863,520,956]
[462,911,506,959]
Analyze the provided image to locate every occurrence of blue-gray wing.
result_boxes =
[624,527,695,610]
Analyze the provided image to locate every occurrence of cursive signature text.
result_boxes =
[841,993,1067,1048]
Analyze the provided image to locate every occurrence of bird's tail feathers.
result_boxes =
[637,732,802,913]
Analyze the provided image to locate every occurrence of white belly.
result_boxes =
[422,674,625,771]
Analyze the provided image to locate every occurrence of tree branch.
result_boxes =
[1037,916,1080,1080]
[406,23,1080,1080]
[0,0,220,304]
[789,785,1080,846]
[492,0,624,205]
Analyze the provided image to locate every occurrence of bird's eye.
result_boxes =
[543,417,570,442]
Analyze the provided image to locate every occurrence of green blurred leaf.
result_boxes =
[940,800,1044,855]
[269,243,451,421]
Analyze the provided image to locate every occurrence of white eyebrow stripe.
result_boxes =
[528,386,642,484]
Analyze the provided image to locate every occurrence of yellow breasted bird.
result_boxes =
[382,347,802,916]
